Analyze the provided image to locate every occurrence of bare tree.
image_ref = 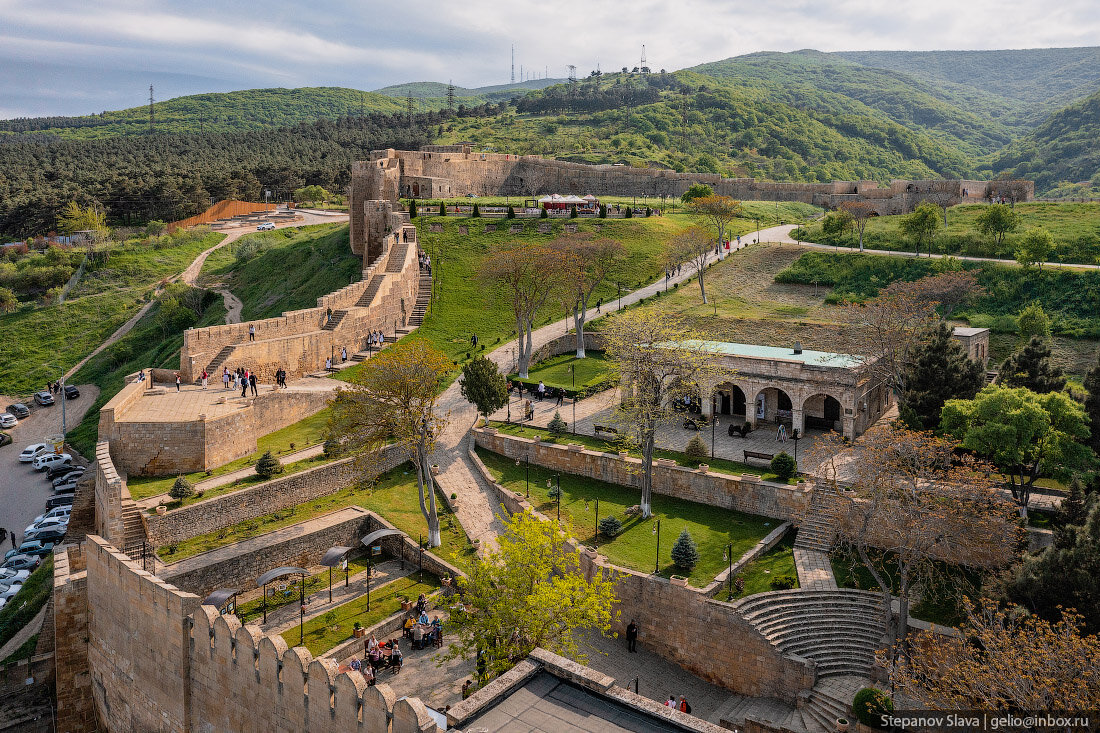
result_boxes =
[553,235,625,358]
[838,201,877,252]
[666,226,713,304]
[921,180,960,226]
[602,310,715,517]
[687,194,741,251]
[812,424,1020,666]
[480,241,567,378]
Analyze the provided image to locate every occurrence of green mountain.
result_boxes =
[0,87,411,139]
[373,78,566,103]
[988,86,1100,191]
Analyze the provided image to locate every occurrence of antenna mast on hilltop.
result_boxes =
[447,80,455,112]
[568,65,577,83]
[148,84,155,133]
[511,45,515,84]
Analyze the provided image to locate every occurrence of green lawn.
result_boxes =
[488,421,798,484]
[128,408,332,500]
[830,548,979,627]
[159,462,477,572]
[508,352,615,396]
[284,574,441,657]
[716,534,799,601]
[476,447,779,587]
[199,223,360,320]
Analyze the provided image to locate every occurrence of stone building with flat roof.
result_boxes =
[680,340,891,440]
[951,326,990,368]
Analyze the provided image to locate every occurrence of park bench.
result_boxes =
[743,450,775,464]
[594,425,618,438]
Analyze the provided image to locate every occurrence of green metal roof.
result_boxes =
[675,340,864,369]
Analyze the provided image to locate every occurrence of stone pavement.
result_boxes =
[342,630,475,712]
[792,548,837,591]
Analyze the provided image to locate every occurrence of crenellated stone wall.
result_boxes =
[55,535,441,733]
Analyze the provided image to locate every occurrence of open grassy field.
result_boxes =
[476,447,779,587]
[795,202,1100,264]
[199,223,360,320]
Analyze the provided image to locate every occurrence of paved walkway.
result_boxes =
[792,549,837,591]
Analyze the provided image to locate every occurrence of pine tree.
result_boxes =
[599,204,607,219]
[169,475,193,501]
[506,205,515,219]
[624,206,633,219]
[901,322,985,430]
[409,199,417,218]
[547,410,568,436]
[439,201,446,216]
[255,450,283,479]
[670,528,699,571]
[1061,477,1090,527]
[1084,352,1100,451]
[540,207,548,219]
[684,434,708,458]
[570,205,578,219]
[770,451,796,481]
[999,336,1066,394]
[472,203,480,218]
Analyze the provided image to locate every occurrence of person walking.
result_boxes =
[223,367,230,390]
[665,695,676,708]
[248,324,256,342]
[325,357,332,372]
[201,370,208,389]
[556,388,564,407]
[249,371,258,397]
[241,371,249,397]
[679,697,691,715]
[341,347,348,363]
[537,381,545,402]
[175,373,181,392]
[626,620,638,653]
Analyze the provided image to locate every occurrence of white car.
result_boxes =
[0,413,16,429]
[0,568,29,585]
[25,517,68,536]
[33,507,70,525]
[19,443,52,462]
[0,582,23,600]
[32,452,71,471]
[256,222,275,231]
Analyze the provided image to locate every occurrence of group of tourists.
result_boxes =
[367,330,386,350]
[218,366,258,396]
[418,251,431,275]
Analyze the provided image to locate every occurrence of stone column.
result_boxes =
[791,408,805,436]
[843,414,856,440]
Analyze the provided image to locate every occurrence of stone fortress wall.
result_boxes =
[348,147,1033,253]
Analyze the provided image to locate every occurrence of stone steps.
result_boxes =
[386,238,411,273]
[205,345,236,376]
[754,614,886,638]
[355,274,385,308]
[322,309,348,331]
[801,676,865,733]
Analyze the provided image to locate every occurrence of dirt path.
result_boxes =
[216,288,244,324]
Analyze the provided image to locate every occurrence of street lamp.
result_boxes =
[723,543,734,600]
[791,428,801,469]
[571,364,576,434]
[590,496,600,550]
[617,282,622,312]
[652,519,662,574]
[515,454,530,497]
[547,474,561,522]
[711,393,717,458]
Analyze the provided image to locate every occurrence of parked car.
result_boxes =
[32,507,70,525]
[20,443,52,462]
[0,568,30,585]
[25,517,68,536]
[256,222,275,231]
[5,403,29,419]
[25,526,65,543]
[0,583,24,600]
[52,478,79,493]
[5,540,54,560]
[46,463,82,480]
[45,494,75,510]
[33,452,71,471]
[0,413,16,429]
[52,469,85,487]
[0,432,10,448]
[1,555,40,572]
[33,391,54,406]
[64,385,80,399]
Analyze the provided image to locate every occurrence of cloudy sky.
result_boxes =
[2,0,1099,118]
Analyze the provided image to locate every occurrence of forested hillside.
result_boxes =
[373,78,565,103]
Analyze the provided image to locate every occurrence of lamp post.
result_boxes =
[571,364,576,434]
[792,428,801,469]
[299,574,306,646]
[723,543,734,600]
[365,550,373,613]
[593,496,600,550]
[547,474,560,522]
[711,393,717,459]
[652,519,662,574]
[617,282,622,312]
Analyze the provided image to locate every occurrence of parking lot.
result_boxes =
[0,386,98,547]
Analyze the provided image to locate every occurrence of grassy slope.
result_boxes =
[0,556,53,651]
[199,223,360,320]
[0,231,223,397]
[477,448,778,587]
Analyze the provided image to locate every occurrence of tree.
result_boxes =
[1016,301,1052,345]
[974,203,1019,252]
[327,340,452,546]
[822,208,853,240]
[169,475,194,501]
[921,180,958,226]
[892,600,1100,710]
[602,309,714,517]
[292,185,331,206]
[57,201,108,240]
[899,201,941,257]
[670,529,699,571]
[409,199,417,218]
[479,241,567,378]
[899,322,985,430]
[255,451,283,479]
[665,226,713,304]
[1084,352,1100,451]
[687,195,741,253]
[1015,227,1055,272]
[1006,496,1100,635]
[684,434,708,458]
[547,411,568,436]
[506,205,515,219]
[998,336,1066,394]
[459,356,508,428]
[838,201,876,252]
[554,235,624,358]
[145,220,168,237]
[941,385,1092,519]
[812,424,1019,661]
[443,511,617,679]
[439,201,446,216]
[680,183,713,203]
[472,203,480,218]
[770,451,796,482]
[0,286,17,314]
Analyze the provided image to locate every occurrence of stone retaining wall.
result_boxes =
[473,428,811,521]
[143,445,406,546]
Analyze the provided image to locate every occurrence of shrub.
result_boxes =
[599,204,607,218]
[439,201,445,216]
[734,576,745,596]
[684,434,708,458]
[409,199,417,218]
[769,575,796,590]
[450,492,457,500]
[169,475,194,501]
[770,451,796,481]
[570,205,578,219]
[624,207,633,219]
[670,528,699,571]
[472,204,480,218]
[323,610,338,629]
[541,207,548,219]
[547,411,568,436]
[852,687,893,727]
[506,205,515,219]
[645,207,651,217]
[598,515,623,538]
[322,439,341,458]
[255,450,283,479]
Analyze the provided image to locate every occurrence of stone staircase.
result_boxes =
[800,676,865,733]
[323,309,348,331]
[349,335,397,362]
[733,589,887,680]
[355,274,385,308]
[408,272,432,328]
[385,237,411,273]
[119,499,147,560]
[795,486,842,552]
[204,344,236,375]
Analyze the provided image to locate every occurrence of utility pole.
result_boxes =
[148,84,155,134]
[447,80,455,113]
[511,45,515,84]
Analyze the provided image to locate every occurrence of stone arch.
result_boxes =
[712,381,747,417]
[802,392,844,433]
[752,386,795,427]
